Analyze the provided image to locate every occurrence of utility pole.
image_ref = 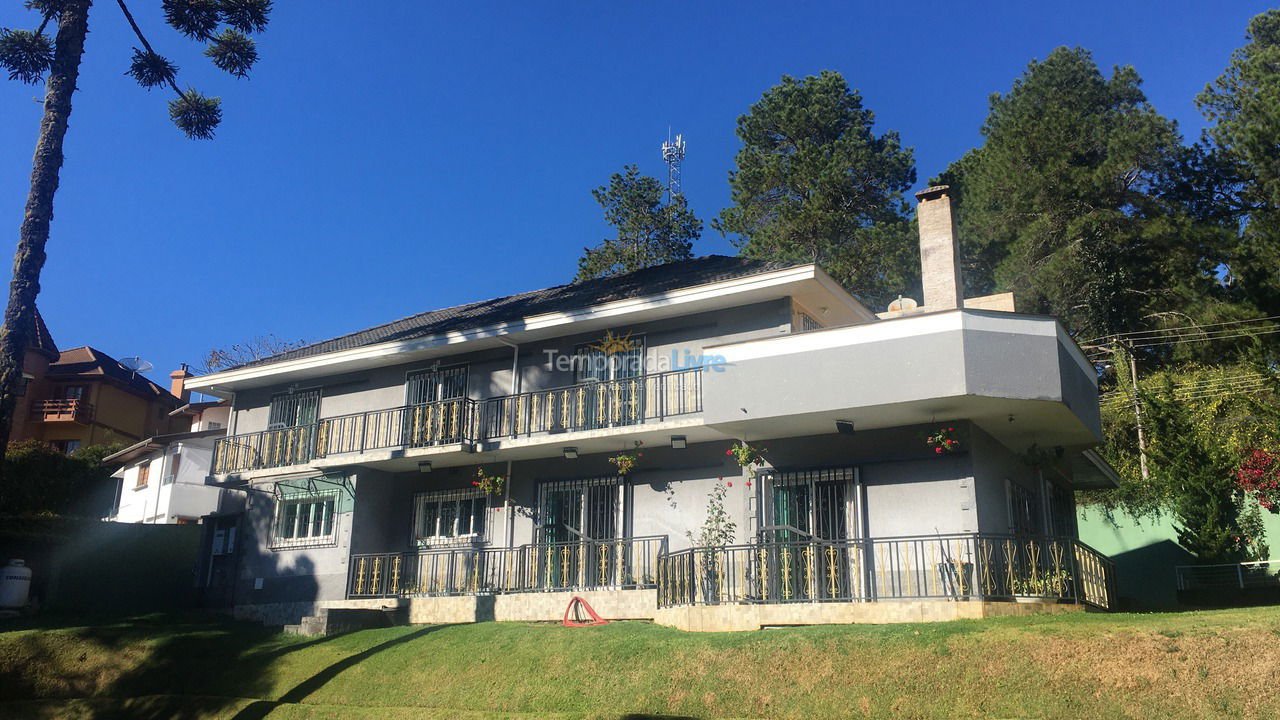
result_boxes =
[1124,341,1150,480]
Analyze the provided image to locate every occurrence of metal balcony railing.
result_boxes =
[347,535,668,598]
[657,533,1117,611]
[211,368,704,474]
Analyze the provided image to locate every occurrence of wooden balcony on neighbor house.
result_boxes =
[210,367,704,475]
[29,399,95,424]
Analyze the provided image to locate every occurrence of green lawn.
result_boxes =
[2,607,1279,719]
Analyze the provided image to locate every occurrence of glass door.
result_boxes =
[405,366,467,445]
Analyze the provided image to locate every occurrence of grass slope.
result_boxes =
[2,607,1279,719]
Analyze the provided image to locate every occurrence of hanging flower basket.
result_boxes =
[472,467,505,496]
[727,440,766,468]
[926,426,959,454]
[608,441,643,475]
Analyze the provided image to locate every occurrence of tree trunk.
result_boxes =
[0,0,92,464]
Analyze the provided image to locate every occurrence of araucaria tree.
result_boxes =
[576,165,701,281]
[0,0,271,461]
[715,71,919,310]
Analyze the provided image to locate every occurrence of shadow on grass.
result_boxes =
[230,625,451,719]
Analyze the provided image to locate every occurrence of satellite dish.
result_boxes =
[886,296,918,313]
[119,356,154,374]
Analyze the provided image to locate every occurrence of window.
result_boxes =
[268,388,321,429]
[135,460,151,488]
[796,313,822,333]
[63,439,81,456]
[538,477,621,544]
[413,489,489,545]
[406,366,467,405]
[63,385,86,400]
[1007,480,1039,536]
[274,493,337,546]
[760,467,854,542]
[1046,482,1075,537]
[163,449,180,485]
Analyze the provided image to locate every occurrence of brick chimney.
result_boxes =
[915,185,964,310]
[170,364,193,403]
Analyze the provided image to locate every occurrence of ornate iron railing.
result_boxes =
[476,368,702,439]
[656,533,1116,611]
[212,368,704,474]
[347,535,668,599]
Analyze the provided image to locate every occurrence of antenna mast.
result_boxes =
[661,132,686,201]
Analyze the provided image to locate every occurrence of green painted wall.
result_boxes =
[1077,507,1280,610]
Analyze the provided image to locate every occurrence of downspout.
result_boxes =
[497,338,520,549]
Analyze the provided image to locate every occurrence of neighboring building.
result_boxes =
[14,339,190,453]
[188,186,1119,631]
[104,400,231,525]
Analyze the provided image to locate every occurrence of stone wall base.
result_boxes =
[653,599,1084,632]
[406,589,658,624]
[232,598,401,627]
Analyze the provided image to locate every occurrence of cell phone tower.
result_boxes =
[661,132,686,201]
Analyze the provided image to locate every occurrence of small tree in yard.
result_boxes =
[0,0,272,467]
[687,479,737,548]
[1143,379,1268,563]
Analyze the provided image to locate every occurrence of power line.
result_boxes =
[1083,314,1280,345]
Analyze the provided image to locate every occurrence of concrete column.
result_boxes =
[915,185,963,310]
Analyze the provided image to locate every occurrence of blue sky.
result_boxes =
[0,1,1271,391]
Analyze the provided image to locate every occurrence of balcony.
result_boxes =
[348,536,668,598]
[658,533,1115,610]
[29,399,94,424]
[346,532,1115,612]
[211,368,703,475]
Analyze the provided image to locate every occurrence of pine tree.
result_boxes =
[576,165,701,281]
[714,71,918,310]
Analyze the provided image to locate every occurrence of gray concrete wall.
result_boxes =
[228,300,791,436]
[232,473,357,610]
[232,421,1086,618]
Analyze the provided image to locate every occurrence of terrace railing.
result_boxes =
[212,368,704,474]
[347,535,668,599]
[476,368,702,440]
[657,533,1116,611]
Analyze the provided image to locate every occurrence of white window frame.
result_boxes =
[272,491,339,548]
[412,488,490,547]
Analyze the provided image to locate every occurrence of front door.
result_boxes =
[538,477,622,588]
[759,467,857,601]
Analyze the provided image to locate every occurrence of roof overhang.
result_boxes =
[1071,449,1123,490]
[104,428,225,466]
[187,264,875,397]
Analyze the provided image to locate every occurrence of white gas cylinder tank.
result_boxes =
[0,559,32,609]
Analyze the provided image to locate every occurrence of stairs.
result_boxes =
[283,605,407,636]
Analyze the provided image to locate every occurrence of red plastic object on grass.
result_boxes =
[562,595,609,627]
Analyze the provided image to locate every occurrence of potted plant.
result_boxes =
[608,441,643,475]
[727,440,766,469]
[926,426,959,454]
[472,466,505,496]
[1011,569,1071,602]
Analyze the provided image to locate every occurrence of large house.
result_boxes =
[188,186,1118,631]
[11,318,190,453]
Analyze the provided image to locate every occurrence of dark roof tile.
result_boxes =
[234,255,799,370]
